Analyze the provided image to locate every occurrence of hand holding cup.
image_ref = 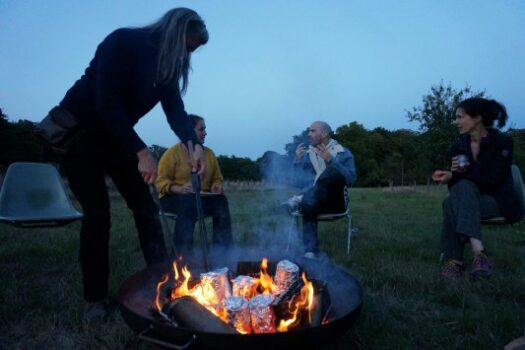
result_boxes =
[451,155,469,173]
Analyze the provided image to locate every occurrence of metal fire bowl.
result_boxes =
[118,257,363,350]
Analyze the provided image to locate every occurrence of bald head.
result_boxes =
[308,121,332,146]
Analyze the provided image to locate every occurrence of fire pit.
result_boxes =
[118,251,362,349]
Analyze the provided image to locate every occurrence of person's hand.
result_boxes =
[211,183,223,194]
[189,143,206,177]
[450,156,469,173]
[171,182,193,194]
[316,143,332,162]
[137,148,157,184]
[432,170,452,184]
[295,143,306,161]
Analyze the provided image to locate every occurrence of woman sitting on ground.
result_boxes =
[432,97,523,278]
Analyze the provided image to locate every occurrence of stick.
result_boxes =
[187,140,210,271]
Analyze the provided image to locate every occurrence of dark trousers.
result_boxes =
[301,167,346,253]
[440,180,499,261]
[160,194,232,257]
[62,133,167,302]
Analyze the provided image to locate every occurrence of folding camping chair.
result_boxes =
[481,164,525,224]
[0,162,82,227]
[286,186,353,254]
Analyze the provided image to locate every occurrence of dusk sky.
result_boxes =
[1,1,524,159]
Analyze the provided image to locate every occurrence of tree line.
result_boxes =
[1,82,524,186]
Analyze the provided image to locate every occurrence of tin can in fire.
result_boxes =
[274,260,299,295]
[248,294,276,333]
[232,275,258,299]
[200,267,232,303]
[225,296,252,334]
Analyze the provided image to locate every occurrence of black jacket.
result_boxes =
[60,28,198,155]
[449,128,523,223]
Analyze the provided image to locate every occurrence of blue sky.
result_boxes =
[1,1,524,159]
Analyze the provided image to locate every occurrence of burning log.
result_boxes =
[310,290,323,327]
[162,296,238,334]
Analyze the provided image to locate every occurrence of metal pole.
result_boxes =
[149,184,179,258]
[187,141,210,271]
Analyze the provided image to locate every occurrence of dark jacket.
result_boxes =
[59,28,198,155]
[449,128,523,223]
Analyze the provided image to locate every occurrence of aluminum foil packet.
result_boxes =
[225,296,252,334]
[200,267,232,303]
[232,275,258,300]
[274,260,299,295]
[248,294,276,333]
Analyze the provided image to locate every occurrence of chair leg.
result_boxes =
[285,216,297,252]
[346,214,352,255]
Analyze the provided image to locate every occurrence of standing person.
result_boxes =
[432,98,523,278]
[156,115,233,259]
[283,121,357,258]
[56,8,209,321]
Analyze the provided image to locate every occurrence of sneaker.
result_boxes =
[84,300,110,323]
[281,195,303,214]
[471,252,492,278]
[303,252,318,259]
[441,259,464,278]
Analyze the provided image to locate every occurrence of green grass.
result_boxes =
[1,184,524,349]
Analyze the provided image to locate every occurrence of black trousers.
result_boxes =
[160,194,233,257]
[301,167,346,253]
[62,133,167,302]
[440,180,500,261]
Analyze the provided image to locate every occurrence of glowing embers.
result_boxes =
[154,258,323,334]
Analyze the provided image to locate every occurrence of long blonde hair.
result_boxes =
[145,8,208,92]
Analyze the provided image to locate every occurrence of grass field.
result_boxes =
[1,183,524,349]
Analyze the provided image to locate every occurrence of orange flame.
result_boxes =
[154,257,320,333]
[277,272,314,332]
[155,273,169,312]
[172,261,180,281]
[259,258,278,294]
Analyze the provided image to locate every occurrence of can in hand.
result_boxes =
[457,154,468,169]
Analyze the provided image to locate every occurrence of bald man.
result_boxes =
[284,121,357,258]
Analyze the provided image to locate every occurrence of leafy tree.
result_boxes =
[149,144,167,160]
[335,122,386,186]
[406,82,484,170]
[259,151,290,185]
[217,155,260,181]
[0,117,43,169]
[284,128,309,160]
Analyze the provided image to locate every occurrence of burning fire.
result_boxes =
[259,258,279,295]
[155,258,317,333]
[277,272,314,332]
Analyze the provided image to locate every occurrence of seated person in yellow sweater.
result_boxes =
[156,114,232,257]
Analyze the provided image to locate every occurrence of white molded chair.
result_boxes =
[0,162,82,227]
[286,187,353,254]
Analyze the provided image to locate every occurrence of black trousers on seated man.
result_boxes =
[301,166,346,254]
[160,194,233,256]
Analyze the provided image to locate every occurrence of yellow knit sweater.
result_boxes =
[155,143,224,197]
